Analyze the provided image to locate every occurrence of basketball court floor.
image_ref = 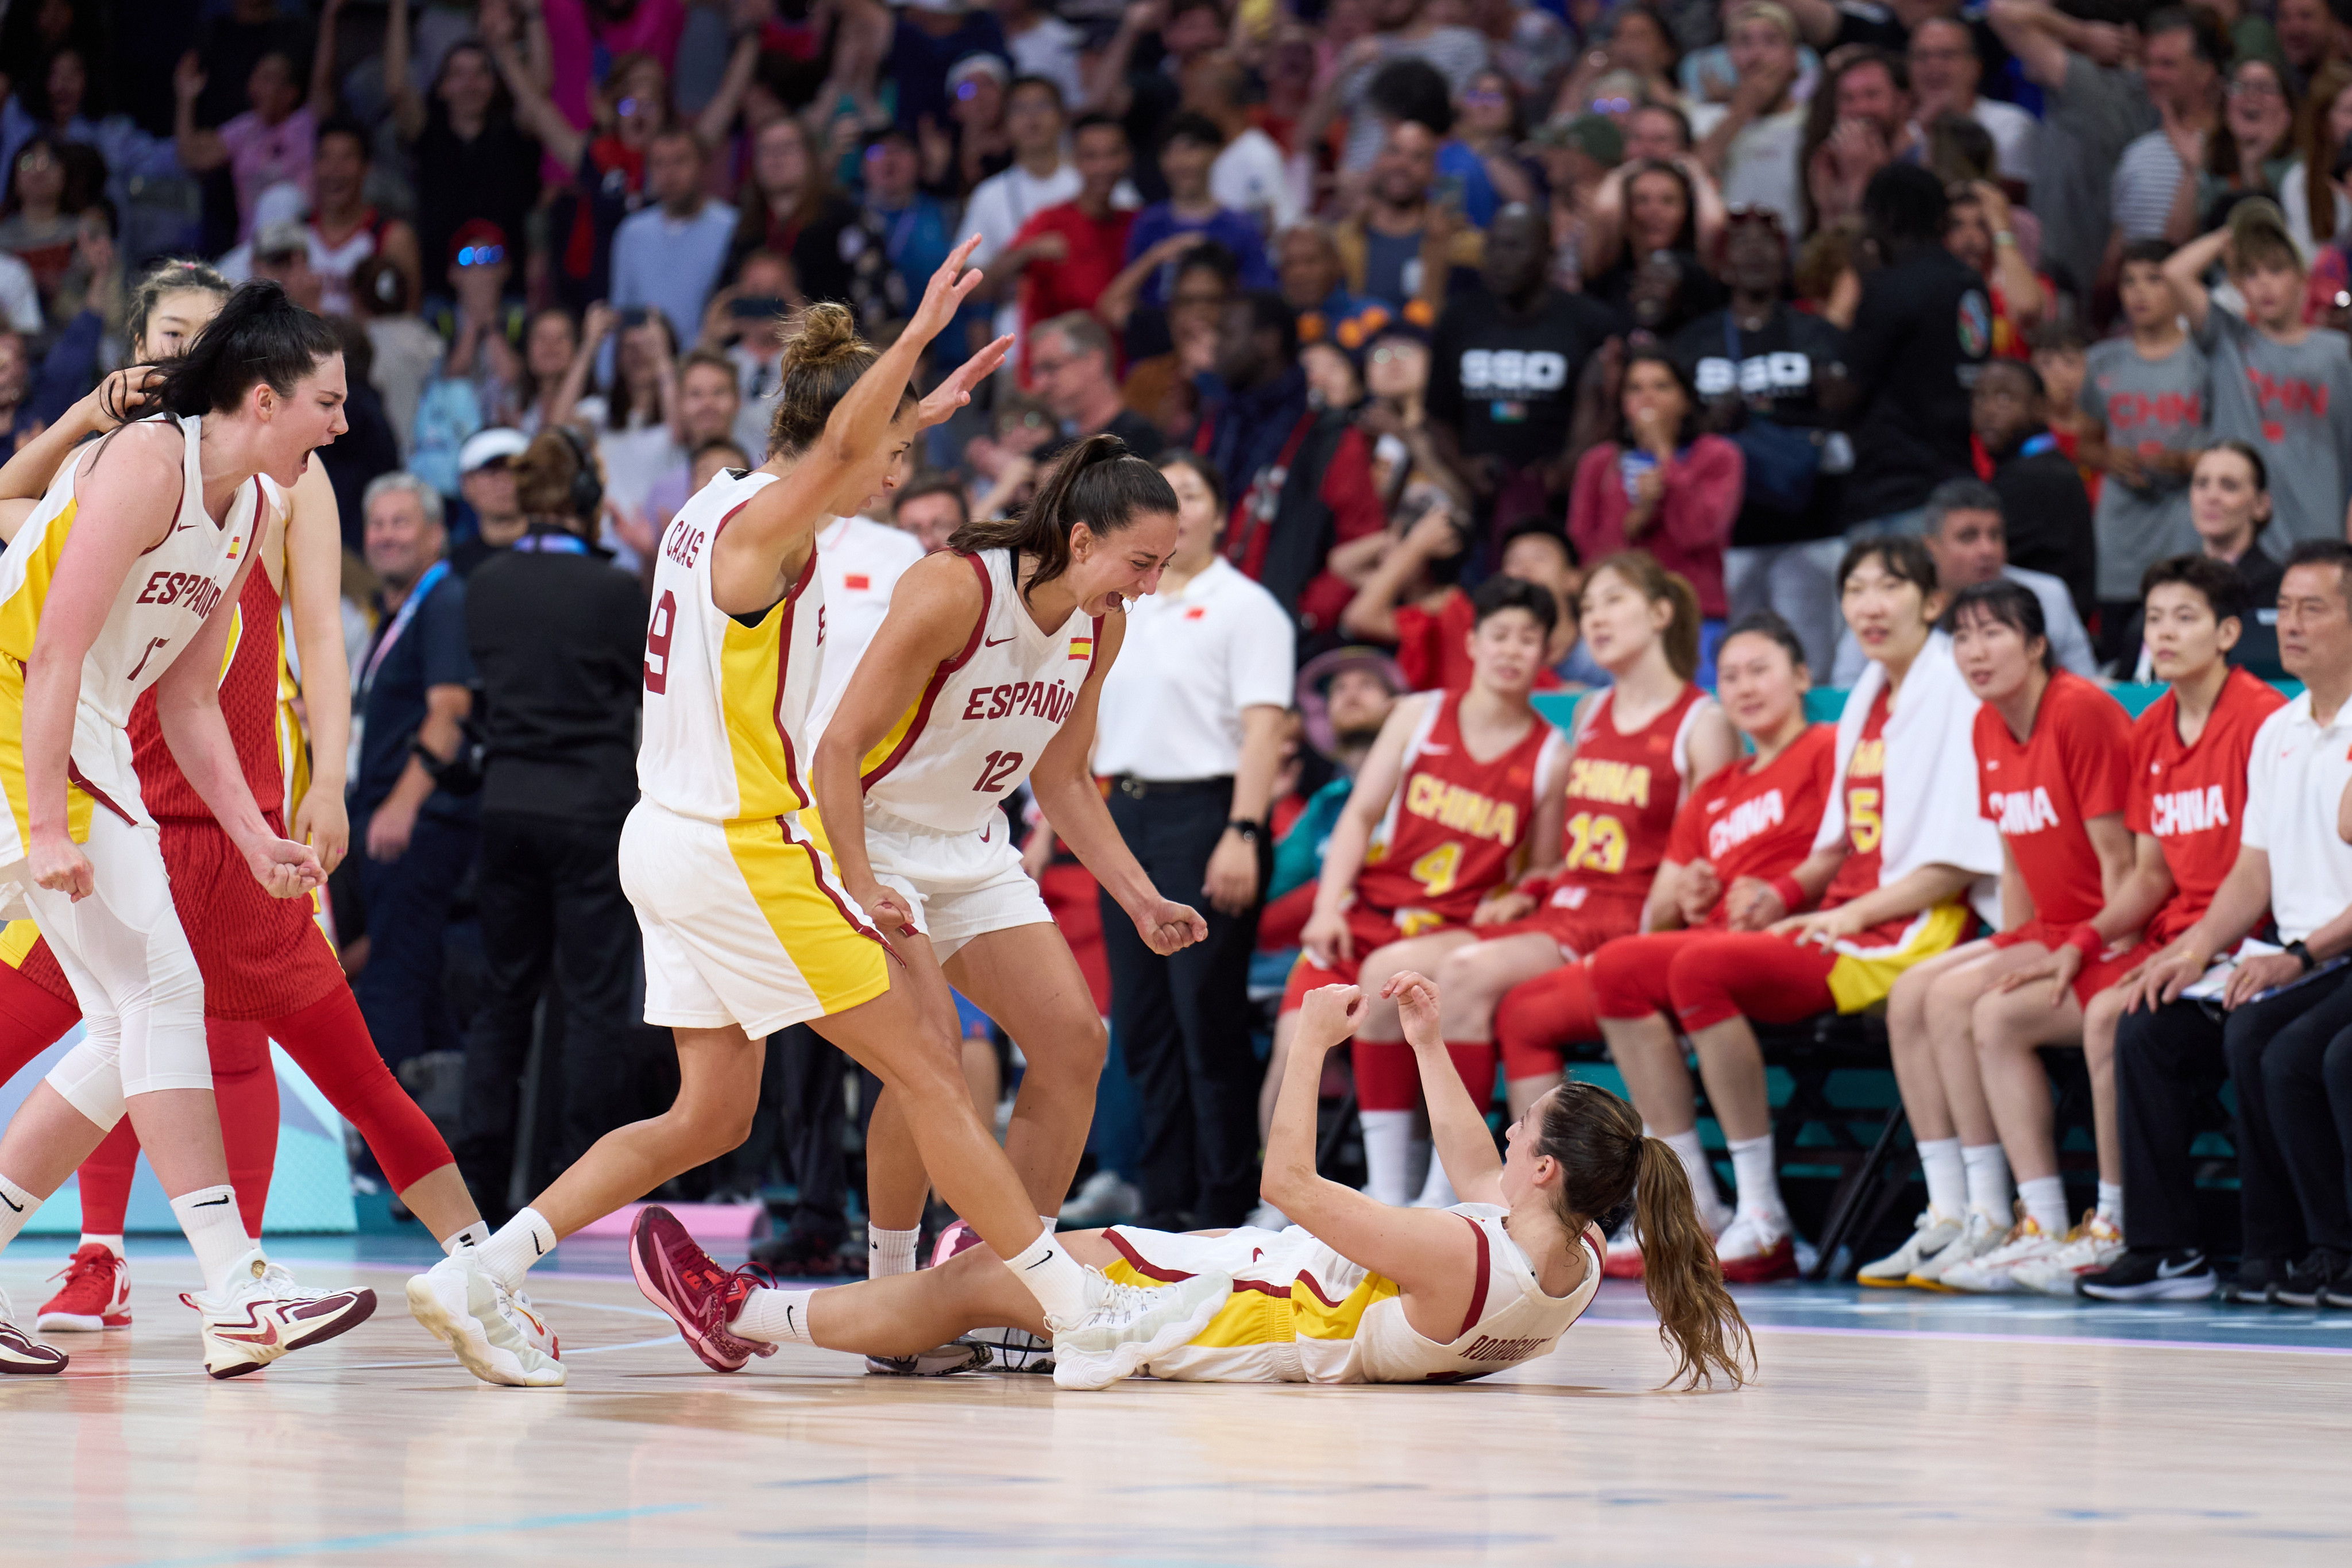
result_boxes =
[4,1233,2347,1568]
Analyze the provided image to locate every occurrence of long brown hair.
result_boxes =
[1540,1080,1754,1390]
[2299,59,2352,244]
[947,434,1179,604]
[763,302,909,458]
[1585,549,1702,681]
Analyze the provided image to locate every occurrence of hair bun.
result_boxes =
[779,302,864,373]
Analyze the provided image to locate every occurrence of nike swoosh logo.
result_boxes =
[984,633,1016,647]
[0,1191,20,1212]
[194,1195,231,1208]
[532,1234,544,1256]
[216,1318,281,1347]
[1024,1250,1057,1271]
[786,1304,797,1336]
[980,823,992,843]
[2158,1256,2204,1279]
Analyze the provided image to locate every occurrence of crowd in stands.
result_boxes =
[22,0,2352,1305]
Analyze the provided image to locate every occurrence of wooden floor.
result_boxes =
[5,1241,2350,1568]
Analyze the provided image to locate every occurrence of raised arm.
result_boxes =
[485,9,585,172]
[2161,223,2228,334]
[284,464,352,871]
[1985,0,2072,93]
[1389,970,1505,1202]
[1339,505,1454,643]
[694,0,776,151]
[172,53,227,173]
[386,0,426,143]
[310,0,345,120]
[0,367,157,543]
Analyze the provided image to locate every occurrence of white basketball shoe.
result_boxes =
[1049,1268,1234,1391]
[0,1288,67,1374]
[183,1250,377,1379]
[407,1250,566,1388]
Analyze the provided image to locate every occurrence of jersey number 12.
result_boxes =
[972,750,1024,793]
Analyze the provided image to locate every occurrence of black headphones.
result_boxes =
[549,424,605,523]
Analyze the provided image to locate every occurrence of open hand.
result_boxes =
[907,234,989,345]
[918,333,1014,428]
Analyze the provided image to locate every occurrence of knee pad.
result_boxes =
[118,936,208,1099]
[44,1034,127,1130]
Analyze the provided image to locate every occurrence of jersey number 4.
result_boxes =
[644,589,676,694]
[972,750,1024,793]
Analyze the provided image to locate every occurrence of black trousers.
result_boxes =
[2115,964,2352,1259]
[455,812,639,1206]
[1102,782,1267,1229]
[748,1024,881,1242]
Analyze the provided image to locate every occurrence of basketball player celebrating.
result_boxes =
[629,972,1754,1391]
[1581,611,1836,1280]
[1594,539,1999,1281]
[809,434,1203,1369]
[421,241,1235,1393]
[1959,556,2282,1295]
[1280,577,1572,1210]
[0,281,376,1378]
[1425,551,1735,1183]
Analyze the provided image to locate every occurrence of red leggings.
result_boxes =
[1593,929,1837,1034]
[1352,1037,1504,1117]
[1494,961,1602,1085]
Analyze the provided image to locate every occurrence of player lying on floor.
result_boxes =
[631,974,1754,1390]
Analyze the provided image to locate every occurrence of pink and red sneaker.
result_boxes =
[629,1206,779,1373]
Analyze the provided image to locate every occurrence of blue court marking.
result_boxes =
[100,1504,703,1567]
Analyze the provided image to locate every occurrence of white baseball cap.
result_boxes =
[459,427,530,474]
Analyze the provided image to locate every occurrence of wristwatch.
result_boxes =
[1225,820,1262,843]
[2288,940,2317,973]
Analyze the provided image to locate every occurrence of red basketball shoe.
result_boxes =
[39,1243,130,1332]
[629,1206,779,1373]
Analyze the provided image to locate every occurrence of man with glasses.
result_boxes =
[1908,17,2037,187]
[1029,311,1167,458]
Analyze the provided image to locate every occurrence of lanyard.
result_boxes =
[358,559,451,702]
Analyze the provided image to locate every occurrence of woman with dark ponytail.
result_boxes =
[806,428,1206,1371]
[0,277,385,1380]
[632,970,1755,1392]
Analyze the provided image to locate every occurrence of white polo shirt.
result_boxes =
[811,513,927,713]
[1094,556,1295,781]
[2240,691,2352,945]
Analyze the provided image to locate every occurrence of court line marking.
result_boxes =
[1584,1314,2352,1357]
[95,1503,704,1568]
[48,1335,682,1383]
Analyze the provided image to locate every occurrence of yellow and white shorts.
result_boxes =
[620,798,893,1038]
[803,804,1049,964]
[1824,901,1975,1014]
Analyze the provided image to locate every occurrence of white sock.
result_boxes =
[478,1207,557,1292]
[2096,1180,2125,1227]
[1728,1134,1785,1219]
[1658,1127,1728,1221]
[1038,1214,1060,1237]
[1961,1142,2012,1224]
[1415,1158,1458,1208]
[1003,1226,1089,1326]
[169,1185,252,1296]
[80,1234,126,1260]
[868,1225,919,1279]
[0,1172,40,1251]
[441,1222,491,1256]
[732,1285,817,1345]
[2017,1175,2068,1236]
[1917,1137,1965,1220]
[1360,1110,1415,1206]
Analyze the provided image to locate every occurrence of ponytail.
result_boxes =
[1586,550,1702,682]
[145,279,340,420]
[948,434,1179,604]
[1537,1080,1755,1391]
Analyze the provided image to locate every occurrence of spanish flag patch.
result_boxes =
[1068,636,1093,662]
[226,534,242,559]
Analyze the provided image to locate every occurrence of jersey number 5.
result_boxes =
[1847,787,1882,854]
[644,589,676,694]
[972,750,1024,793]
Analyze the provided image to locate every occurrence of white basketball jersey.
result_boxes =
[1106,1203,1600,1385]
[820,547,1099,834]
[0,414,265,844]
[638,469,831,824]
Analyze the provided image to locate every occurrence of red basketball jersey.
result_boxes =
[1356,692,1565,922]
[1973,670,2133,928]
[1552,682,1710,906]
[2128,666,2286,948]
[1666,723,1836,926]
[128,562,286,821]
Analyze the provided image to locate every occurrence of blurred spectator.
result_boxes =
[1451,68,1539,216]
[1971,358,2096,622]
[1944,175,2045,360]
[1194,289,1388,639]
[490,40,663,310]
[1003,112,1137,366]
[1096,447,1295,1230]
[318,318,404,551]
[1908,17,2036,188]
[930,53,1017,204]
[967,390,1060,517]
[1584,157,1725,337]
[1689,2,1806,236]
[250,207,320,310]
[642,346,744,535]
[1306,0,1490,173]
[689,437,747,493]
[350,473,476,1071]
[304,118,422,318]
[1345,509,1581,690]
[451,427,531,576]
[849,125,949,330]
[436,219,526,431]
[1569,346,1741,663]
[1030,311,1167,458]
[1185,51,1304,238]
[1277,222,1377,345]
[458,427,650,1202]
[699,250,790,458]
[573,300,682,562]
[1555,3,1680,114]
[1125,243,1233,439]
[609,125,740,379]
[1830,477,2096,682]
[1674,208,1848,673]
[1426,203,1612,551]
[385,0,541,301]
[2115,442,2287,681]
[1802,48,1915,234]
[721,118,866,316]
[1336,117,1481,328]
[1116,112,1279,325]
[999,0,1084,109]
[0,242,39,335]
[964,75,1099,352]
[2108,10,2225,246]
[353,253,442,458]
[2285,59,2352,257]
[1837,164,1987,535]
[1301,337,1364,412]
[1087,0,1243,196]
[889,471,967,554]
[881,0,1012,136]
[172,44,326,243]
[0,329,36,449]
[2187,54,2300,231]
[0,133,87,315]
[513,305,581,434]
[1360,318,1447,506]
[0,44,180,265]
[544,0,692,132]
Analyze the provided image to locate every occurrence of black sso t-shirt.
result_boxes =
[1673,306,1851,546]
[1841,248,1991,525]
[1426,288,1615,469]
